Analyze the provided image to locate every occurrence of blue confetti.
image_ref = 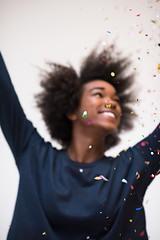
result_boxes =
[136,207,142,211]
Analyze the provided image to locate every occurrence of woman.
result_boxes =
[0,46,159,240]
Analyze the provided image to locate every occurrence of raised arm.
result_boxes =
[133,123,160,176]
[0,53,42,164]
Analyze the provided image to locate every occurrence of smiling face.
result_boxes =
[69,80,122,137]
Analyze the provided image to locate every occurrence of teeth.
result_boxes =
[101,112,115,118]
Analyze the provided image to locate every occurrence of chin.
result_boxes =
[103,125,119,135]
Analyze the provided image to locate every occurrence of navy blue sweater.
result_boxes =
[0,53,160,240]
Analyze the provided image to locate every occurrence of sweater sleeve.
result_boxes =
[0,52,42,163]
[132,123,160,175]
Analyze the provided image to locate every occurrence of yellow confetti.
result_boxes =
[129,157,132,160]
[129,219,133,222]
[131,111,136,115]
[133,68,136,70]
[124,149,127,151]
[42,232,46,236]
[145,161,150,165]
[105,17,109,20]
[151,20,157,24]
[157,64,160,71]
[94,176,102,180]
[94,175,108,181]
[105,104,111,108]
[111,72,115,77]
[117,153,120,156]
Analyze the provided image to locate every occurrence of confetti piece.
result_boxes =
[100,175,109,181]
[129,9,132,11]
[130,111,136,115]
[94,175,108,181]
[155,170,160,176]
[157,64,160,71]
[141,141,146,146]
[139,230,145,237]
[136,172,140,179]
[130,185,134,190]
[42,232,46,236]
[89,145,92,149]
[94,176,102,180]
[136,207,142,211]
[105,104,111,108]
[133,68,136,70]
[82,111,87,118]
[105,17,109,20]
[150,174,154,178]
[129,219,133,222]
[151,20,157,24]
[107,31,111,34]
[87,120,92,125]
[122,178,127,184]
[111,72,115,77]
[145,161,150,165]
[136,14,140,17]
[117,153,120,156]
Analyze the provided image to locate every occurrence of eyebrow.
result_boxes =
[89,87,117,96]
[89,87,105,92]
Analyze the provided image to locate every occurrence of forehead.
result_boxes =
[83,80,117,95]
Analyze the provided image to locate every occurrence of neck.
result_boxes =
[67,125,105,163]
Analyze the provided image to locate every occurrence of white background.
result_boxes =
[0,0,160,239]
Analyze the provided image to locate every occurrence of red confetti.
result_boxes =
[129,9,132,11]
[150,174,155,178]
[141,141,146,146]
[157,149,160,154]
[155,170,160,177]
[139,230,145,237]
[137,14,141,17]
[130,185,134,190]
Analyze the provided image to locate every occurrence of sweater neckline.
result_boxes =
[61,148,109,168]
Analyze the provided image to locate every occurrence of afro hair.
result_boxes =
[35,44,138,150]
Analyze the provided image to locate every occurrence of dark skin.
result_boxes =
[67,80,122,163]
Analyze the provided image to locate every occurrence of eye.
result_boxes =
[93,92,103,98]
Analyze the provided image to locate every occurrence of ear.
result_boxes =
[67,113,77,121]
